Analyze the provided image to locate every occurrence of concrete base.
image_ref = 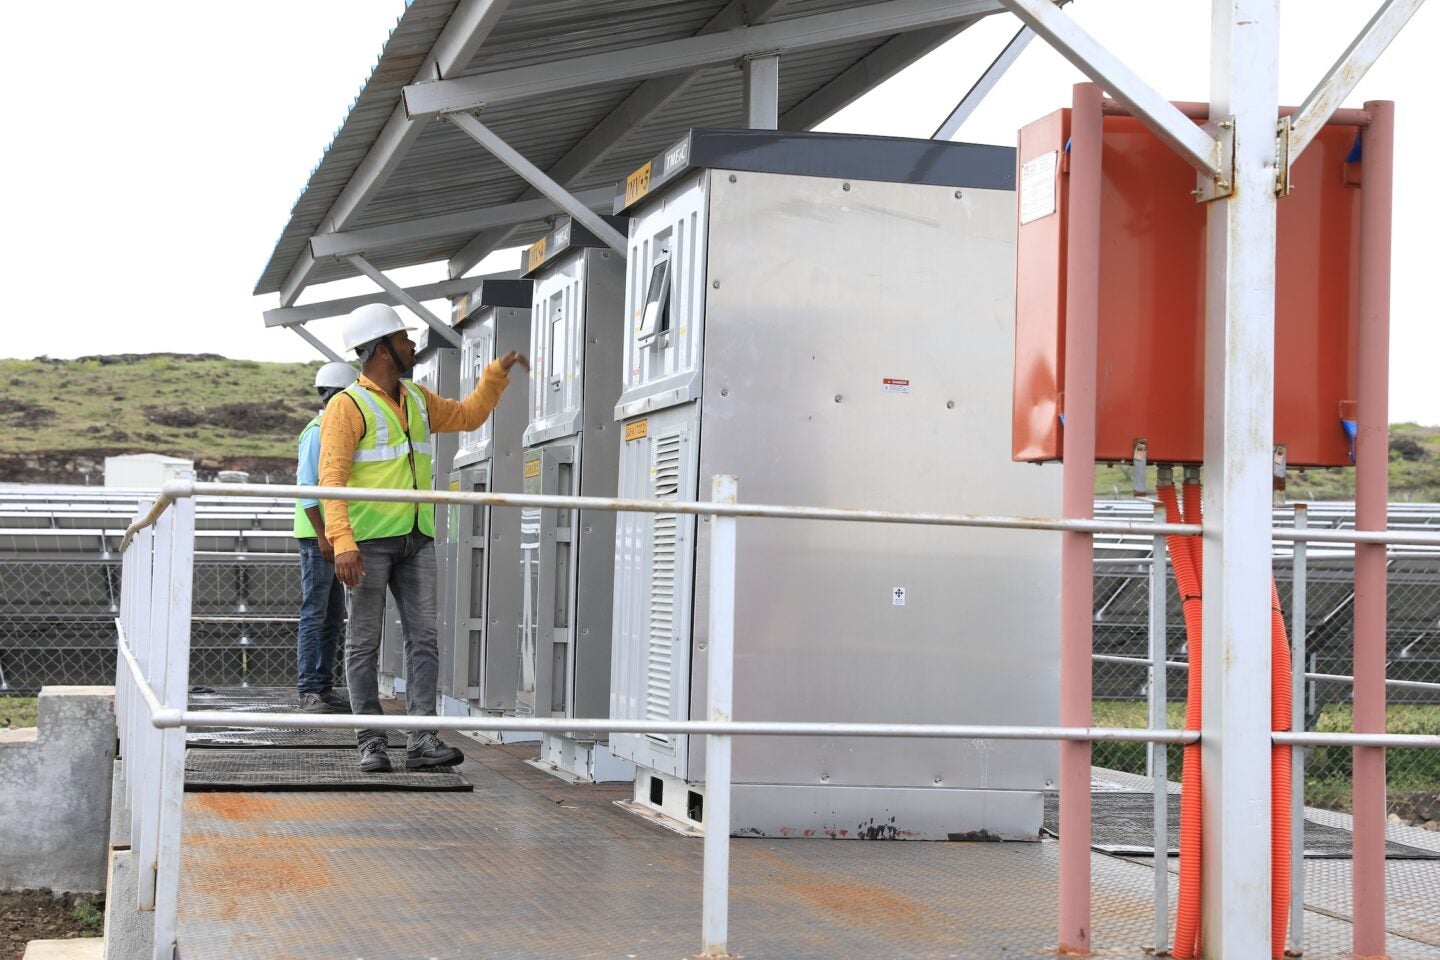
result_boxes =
[0,687,116,893]
[23,939,104,960]
[101,848,153,960]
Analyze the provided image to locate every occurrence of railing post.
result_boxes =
[1148,503,1169,955]
[137,505,174,912]
[153,488,195,960]
[1058,80,1103,957]
[1351,99,1395,958]
[1289,503,1307,955]
[701,475,738,958]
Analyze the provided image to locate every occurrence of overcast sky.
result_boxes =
[1,2,1435,422]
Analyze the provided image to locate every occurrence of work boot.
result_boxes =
[299,692,342,714]
[318,688,351,712]
[405,733,464,770]
[358,738,392,773]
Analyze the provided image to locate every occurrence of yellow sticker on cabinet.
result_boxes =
[625,419,649,442]
[526,235,548,273]
[524,459,542,479]
[625,162,653,207]
[449,480,459,491]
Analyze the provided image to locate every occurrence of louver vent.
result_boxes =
[645,433,682,737]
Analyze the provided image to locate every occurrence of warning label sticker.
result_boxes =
[1019,151,1058,225]
[625,419,649,442]
[524,459,542,479]
[882,378,911,394]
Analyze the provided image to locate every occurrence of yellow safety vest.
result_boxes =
[292,413,323,539]
[342,382,435,541]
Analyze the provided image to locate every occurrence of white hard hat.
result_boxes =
[340,303,409,354]
[314,362,358,391]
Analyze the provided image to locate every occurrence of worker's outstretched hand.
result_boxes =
[498,351,530,373]
[334,550,364,588]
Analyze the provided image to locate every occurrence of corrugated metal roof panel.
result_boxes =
[256,1,989,296]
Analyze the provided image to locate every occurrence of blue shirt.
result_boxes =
[297,416,322,509]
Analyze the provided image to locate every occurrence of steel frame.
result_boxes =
[345,254,463,348]
[401,0,1006,120]
[445,113,628,254]
[743,54,782,129]
[263,276,493,328]
[932,22,1034,139]
[275,0,515,306]
[1010,1,1420,954]
[306,190,613,260]
[444,0,798,278]
[287,325,345,363]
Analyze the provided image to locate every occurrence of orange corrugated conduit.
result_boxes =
[1270,578,1293,958]
[1161,473,1293,959]
[1159,479,1203,959]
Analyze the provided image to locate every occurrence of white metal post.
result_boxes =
[1149,502,1170,955]
[152,491,195,960]
[701,475,738,958]
[1202,2,1280,955]
[1289,503,1308,954]
[138,507,174,912]
[125,523,153,847]
[743,54,780,129]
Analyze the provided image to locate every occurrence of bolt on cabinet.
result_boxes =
[518,216,632,782]
[439,280,535,733]
[610,129,1061,839]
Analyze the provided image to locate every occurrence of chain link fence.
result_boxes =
[0,490,315,696]
[1091,501,1440,823]
[4,491,1438,822]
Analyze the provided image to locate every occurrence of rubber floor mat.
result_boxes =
[184,748,473,793]
[184,685,405,749]
[187,728,406,749]
[1043,792,1440,859]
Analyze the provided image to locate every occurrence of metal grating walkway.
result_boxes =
[174,741,1440,959]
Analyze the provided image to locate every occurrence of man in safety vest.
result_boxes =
[320,303,527,773]
[294,361,358,714]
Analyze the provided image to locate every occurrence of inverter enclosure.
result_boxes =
[610,129,1061,839]
[517,217,631,780]
[1012,107,1368,466]
[439,281,532,718]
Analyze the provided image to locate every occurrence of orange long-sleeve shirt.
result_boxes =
[319,361,510,555]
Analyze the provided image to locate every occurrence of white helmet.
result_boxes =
[341,303,408,354]
[314,362,358,391]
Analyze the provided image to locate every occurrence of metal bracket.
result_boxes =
[1191,118,1236,203]
[1132,438,1149,497]
[1275,115,1293,198]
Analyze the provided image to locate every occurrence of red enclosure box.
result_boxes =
[1012,105,1369,466]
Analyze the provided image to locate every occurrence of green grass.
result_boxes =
[1095,423,1440,501]
[71,899,104,934]
[1092,699,1440,811]
[0,354,323,462]
[0,697,38,728]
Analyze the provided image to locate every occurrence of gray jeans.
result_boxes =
[344,530,439,748]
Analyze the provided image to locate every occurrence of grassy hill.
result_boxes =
[3,354,1439,496]
[0,354,324,484]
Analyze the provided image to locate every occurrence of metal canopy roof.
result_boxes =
[256,0,1006,303]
